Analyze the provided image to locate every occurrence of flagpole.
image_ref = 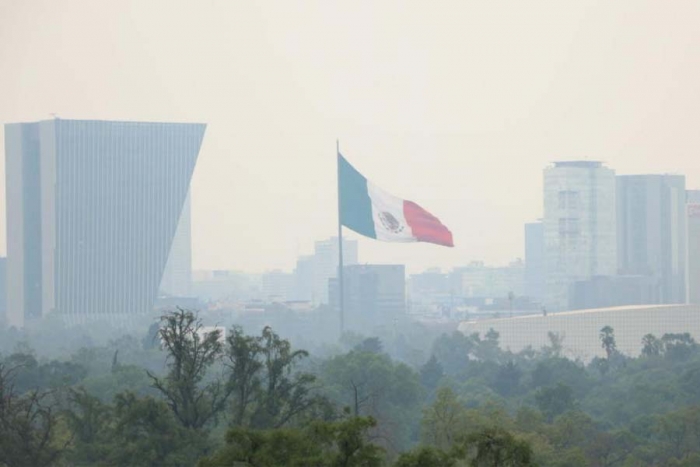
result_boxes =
[337,139,345,338]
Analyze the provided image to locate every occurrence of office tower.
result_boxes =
[329,264,406,331]
[543,161,617,311]
[617,175,686,304]
[0,257,5,325]
[159,191,192,297]
[261,270,294,302]
[524,221,544,302]
[5,119,205,327]
[312,236,358,305]
[292,255,314,301]
[687,190,700,304]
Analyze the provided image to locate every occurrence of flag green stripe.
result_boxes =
[338,154,376,239]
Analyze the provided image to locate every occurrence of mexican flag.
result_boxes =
[338,154,454,247]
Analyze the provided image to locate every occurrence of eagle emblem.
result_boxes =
[378,211,404,234]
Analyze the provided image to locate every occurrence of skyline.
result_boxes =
[2,1,700,274]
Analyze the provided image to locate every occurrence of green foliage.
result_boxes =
[419,355,444,394]
[457,427,536,467]
[0,361,67,467]
[321,348,423,454]
[225,325,322,429]
[393,446,456,467]
[535,383,576,421]
[199,416,383,467]
[148,308,230,430]
[600,325,617,359]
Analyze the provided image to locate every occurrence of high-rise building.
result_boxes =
[0,257,6,326]
[457,260,524,299]
[687,190,700,304]
[159,191,192,298]
[616,175,686,304]
[261,270,294,302]
[5,119,205,327]
[329,264,405,331]
[312,236,358,305]
[292,255,314,301]
[543,161,617,311]
[524,221,544,302]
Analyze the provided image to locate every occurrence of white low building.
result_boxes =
[458,304,700,361]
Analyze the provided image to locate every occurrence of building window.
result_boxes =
[558,191,580,210]
[559,217,580,236]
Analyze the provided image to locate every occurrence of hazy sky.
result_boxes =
[1,1,699,274]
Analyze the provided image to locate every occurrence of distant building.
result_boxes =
[329,264,405,331]
[261,270,294,302]
[0,257,6,325]
[159,191,193,298]
[292,255,314,301]
[312,236,358,305]
[543,161,617,311]
[616,175,686,304]
[408,268,451,302]
[687,190,700,304]
[569,275,660,310]
[191,270,260,302]
[5,119,205,327]
[524,221,544,302]
[454,260,524,299]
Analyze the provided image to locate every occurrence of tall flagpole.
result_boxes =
[337,139,345,337]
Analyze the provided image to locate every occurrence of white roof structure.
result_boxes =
[458,304,700,361]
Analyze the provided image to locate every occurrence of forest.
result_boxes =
[2,309,700,467]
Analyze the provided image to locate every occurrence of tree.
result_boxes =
[535,383,576,421]
[420,355,444,393]
[393,446,456,467]
[0,361,67,467]
[661,333,698,362]
[492,361,522,397]
[354,337,384,354]
[421,387,470,450]
[148,308,230,430]
[109,391,208,467]
[321,350,423,454]
[225,325,321,429]
[542,332,565,358]
[225,325,264,427]
[64,388,114,465]
[599,326,617,359]
[199,416,384,467]
[456,427,536,467]
[641,334,663,357]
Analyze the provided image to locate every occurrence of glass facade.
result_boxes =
[5,119,205,327]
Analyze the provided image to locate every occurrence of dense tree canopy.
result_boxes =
[2,317,700,466]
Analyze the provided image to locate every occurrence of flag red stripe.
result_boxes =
[403,200,454,247]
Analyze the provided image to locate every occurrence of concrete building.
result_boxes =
[191,270,260,302]
[455,260,524,299]
[0,257,6,325]
[543,161,617,311]
[5,119,205,327]
[292,255,314,302]
[687,190,700,304]
[569,275,660,310]
[524,221,544,302]
[617,175,686,304]
[261,270,294,302]
[312,236,358,305]
[329,264,406,331]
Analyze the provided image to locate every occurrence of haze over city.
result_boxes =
[2,0,700,273]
